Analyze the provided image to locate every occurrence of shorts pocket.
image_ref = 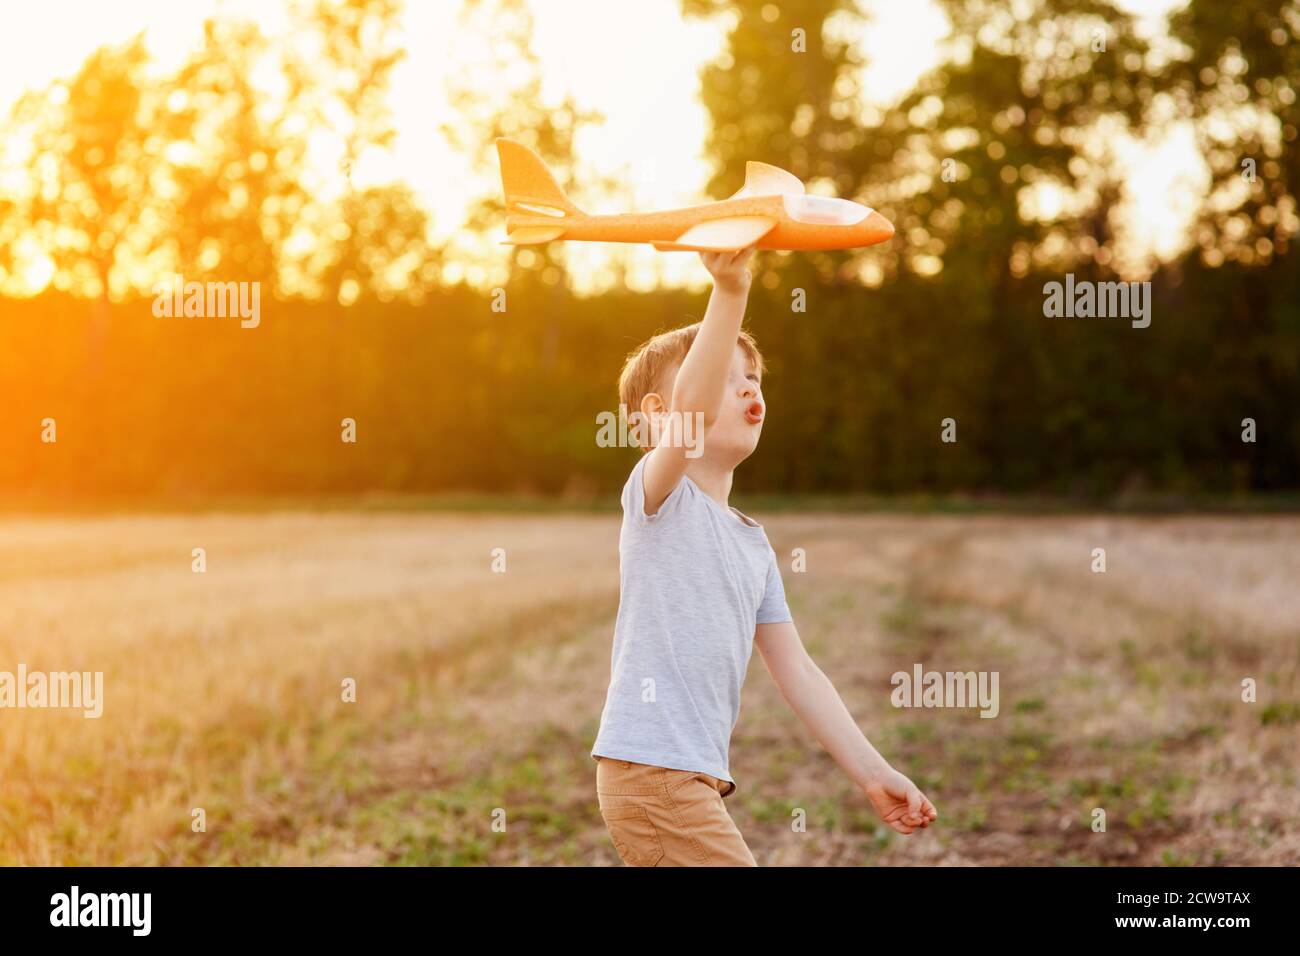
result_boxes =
[600,805,665,867]
[661,767,706,791]
[662,767,730,797]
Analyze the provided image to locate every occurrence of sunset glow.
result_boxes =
[0,0,1208,295]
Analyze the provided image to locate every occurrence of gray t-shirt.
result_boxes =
[590,455,793,784]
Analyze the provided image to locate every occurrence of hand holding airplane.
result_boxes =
[496,138,894,253]
[699,247,755,293]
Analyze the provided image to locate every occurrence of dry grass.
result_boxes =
[0,511,1296,865]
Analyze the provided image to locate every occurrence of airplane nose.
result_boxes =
[862,210,894,246]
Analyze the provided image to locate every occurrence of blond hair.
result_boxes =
[617,322,764,442]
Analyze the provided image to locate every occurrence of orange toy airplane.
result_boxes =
[496,138,893,252]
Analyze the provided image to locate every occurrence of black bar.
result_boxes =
[1,866,1291,942]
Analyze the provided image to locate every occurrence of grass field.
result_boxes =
[1,511,1297,865]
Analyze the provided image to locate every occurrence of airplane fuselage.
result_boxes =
[505,194,894,251]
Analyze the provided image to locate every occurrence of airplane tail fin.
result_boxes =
[496,138,581,243]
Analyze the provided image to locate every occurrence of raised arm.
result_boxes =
[755,619,939,835]
[641,248,754,515]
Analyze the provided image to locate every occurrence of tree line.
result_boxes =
[1,0,1296,500]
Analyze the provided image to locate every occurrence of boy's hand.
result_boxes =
[862,767,938,835]
[700,247,755,294]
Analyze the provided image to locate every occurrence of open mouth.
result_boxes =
[744,401,764,425]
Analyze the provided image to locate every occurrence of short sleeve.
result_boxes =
[756,550,793,624]
[621,453,692,527]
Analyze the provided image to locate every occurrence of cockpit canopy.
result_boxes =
[782,194,872,226]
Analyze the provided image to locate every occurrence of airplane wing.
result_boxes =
[501,225,565,245]
[729,161,805,199]
[651,215,777,252]
[652,160,798,250]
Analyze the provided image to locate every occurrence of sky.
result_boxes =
[0,0,1197,294]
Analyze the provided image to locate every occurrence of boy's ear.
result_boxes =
[637,393,668,451]
[640,392,667,419]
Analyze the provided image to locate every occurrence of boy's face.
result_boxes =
[708,343,765,460]
[650,343,764,463]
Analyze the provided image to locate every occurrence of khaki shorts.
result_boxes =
[595,757,756,866]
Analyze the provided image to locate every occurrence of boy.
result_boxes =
[591,247,938,866]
